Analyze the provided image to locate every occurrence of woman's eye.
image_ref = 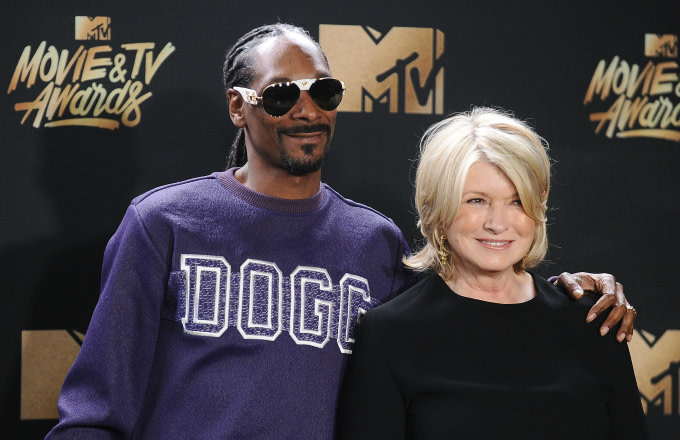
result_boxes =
[511,199,523,206]
[467,198,484,204]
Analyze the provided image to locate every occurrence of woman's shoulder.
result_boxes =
[532,272,615,344]
[533,272,598,313]
[369,274,448,320]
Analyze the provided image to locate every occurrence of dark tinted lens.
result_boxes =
[309,79,344,110]
[261,83,300,116]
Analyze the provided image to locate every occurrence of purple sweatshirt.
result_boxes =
[45,169,416,440]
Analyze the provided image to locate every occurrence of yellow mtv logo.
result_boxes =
[644,34,678,58]
[320,25,444,114]
[21,330,83,420]
[629,328,680,415]
[75,16,111,41]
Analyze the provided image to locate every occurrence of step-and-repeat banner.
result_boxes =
[2,2,679,439]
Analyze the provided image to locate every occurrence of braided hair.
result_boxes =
[223,23,325,169]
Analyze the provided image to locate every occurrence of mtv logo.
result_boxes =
[21,330,83,420]
[645,33,678,58]
[629,328,680,415]
[75,16,111,41]
[320,25,444,114]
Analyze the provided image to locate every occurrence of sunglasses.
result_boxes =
[233,77,345,117]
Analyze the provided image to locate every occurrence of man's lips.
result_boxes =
[287,132,323,138]
[278,124,331,137]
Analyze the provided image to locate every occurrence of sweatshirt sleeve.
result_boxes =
[386,229,420,303]
[335,312,405,440]
[45,205,168,440]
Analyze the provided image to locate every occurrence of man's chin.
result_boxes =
[281,144,329,176]
[282,157,324,176]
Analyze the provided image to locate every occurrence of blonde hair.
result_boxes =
[404,107,551,279]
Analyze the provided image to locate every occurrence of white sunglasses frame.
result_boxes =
[232,77,345,115]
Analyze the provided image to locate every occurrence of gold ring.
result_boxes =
[626,305,637,315]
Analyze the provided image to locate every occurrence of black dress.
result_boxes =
[336,273,649,440]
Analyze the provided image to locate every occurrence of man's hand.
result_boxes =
[553,272,637,343]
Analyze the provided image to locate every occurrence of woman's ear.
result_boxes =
[227,89,247,128]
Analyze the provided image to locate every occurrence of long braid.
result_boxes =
[223,23,322,169]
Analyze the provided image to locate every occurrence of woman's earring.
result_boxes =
[438,230,449,266]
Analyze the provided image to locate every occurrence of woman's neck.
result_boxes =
[442,270,535,304]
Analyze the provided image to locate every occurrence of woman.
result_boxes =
[335,108,648,439]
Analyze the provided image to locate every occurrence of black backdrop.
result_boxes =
[2,1,679,438]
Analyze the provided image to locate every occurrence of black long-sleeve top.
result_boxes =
[336,273,649,440]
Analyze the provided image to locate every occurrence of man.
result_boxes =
[45,23,636,440]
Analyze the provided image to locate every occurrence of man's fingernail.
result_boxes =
[600,326,609,336]
[586,313,596,322]
[617,332,626,342]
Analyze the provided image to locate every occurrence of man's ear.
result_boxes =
[227,89,247,128]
